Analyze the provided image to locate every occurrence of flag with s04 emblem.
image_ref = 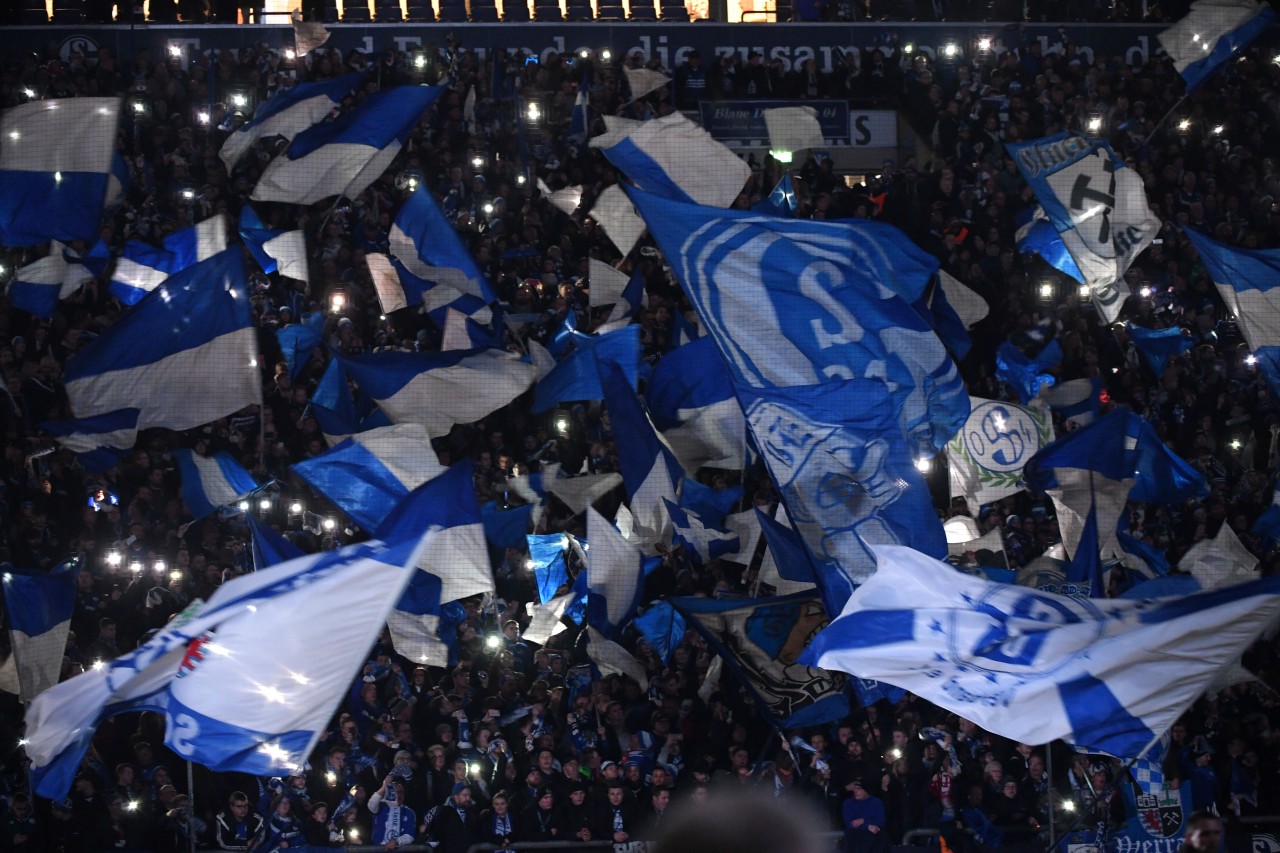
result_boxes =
[802,544,1280,758]
[947,397,1053,513]
[1009,133,1160,322]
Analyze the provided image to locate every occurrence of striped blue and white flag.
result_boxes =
[373,464,489,667]
[9,241,94,318]
[0,98,121,246]
[366,252,492,323]
[252,86,443,206]
[25,532,430,800]
[339,349,535,440]
[1009,133,1160,322]
[802,544,1280,758]
[41,408,140,473]
[664,498,740,566]
[1184,229,1280,396]
[63,248,261,431]
[600,362,682,554]
[533,325,641,414]
[291,422,446,533]
[238,205,308,281]
[172,449,262,521]
[591,113,751,208]
[584,506,646,639]
[1160,0,1276,91]
[646,336,745,472]
[1042,377,1102,428]
[1015,205,1084,282]
[220,72,363,169]
[389,185,496,306]
[110,215,229,306]
[0,562,76,701]
[1023,410,1207,574]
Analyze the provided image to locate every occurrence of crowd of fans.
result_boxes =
[0,18,1278,853]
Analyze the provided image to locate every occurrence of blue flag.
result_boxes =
[238,205,308,280]
[645,336,744,472]
[480,501,536,550]
[584,507,646,639]
[389,182,497,306]
[751,174,798,217]
[63,248,260,431]
[108,216,229,306]
[1127,324,1194,377]
[1160,0,1276,91]
[9,242,93,318]
[248,516,305,571]
[42,409,139,473]
[633,601,686,666]
[533,325,641,413]
[664,499,740,566]
[276,311,325,381]
[996,338,1062,403]
[673,592,850,728]
[1016,206,1084,282]
[629,187,967,457]
[220,72,364,169]
[528,533,573,604]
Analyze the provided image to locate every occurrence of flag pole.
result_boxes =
[186,759,197,853]
[1140,93,1189,147]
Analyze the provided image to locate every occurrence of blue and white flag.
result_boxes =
[1042,377,1103,429]
[309,356,389,446]
[1009,133,1160,322]
[291,423,446,533]
[591,113,751,209]
[248,516,305,572]
[674,592,849,728]
[374,465,489,667]
[220,72,363,169]
[110,215,229,306]
[1015,205,1084,283]
[646,336,745,472]
[588,258,632,308]
[528,533,573,604]
[389,185,496,306]
[679,477,740,527]
[738,378,948,614]
[9,241,93,318]
[238,205,308,281]
[441,307,503,352]
[568,64,591,151]
[1160,0,1277,91]
[629,188,968,457]
[996,337,1062,404]
[533,325,641,414]
[1184,230,1280,396]
[64,248,260,431]
[584,507,646,639]
[664,499,739,566]
[0,562,76,701]
[480,500,536,550]
[25,533,430,799]
[947,397,1054,513]
[1128,324,1194,377]
[801,544,1280,758]
[752,174,798,217]
[252,86,443,206]
[276,311,325,381]
[1023,411,1207,567]
[339,349,535,440]
[600,362,683,553]
[0,98,121,246]
[172,449,262,521]
[41,408,139,473]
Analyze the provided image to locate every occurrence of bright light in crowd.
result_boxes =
[525,559,536,570]
[289,501,303,514]
[914,457,932,473]
[486,634,502,649]
[107,551,122,567]
[483,203,494,215]
[555,417,569,432]
[168,44,182,57]
[181,188,195,201]
[472,156,484,168]
[92,660,105,671]
[1061,800,1076,813]
[977,37,991,51]
[197,111,210,125]
[407,175,419,191]
[326,771,337,784]
[1039,282,1054,299]
[154,560,166,573]
[16,738,28,747]
[770,148,794,164]
[127,800,139,812]
[601,49,612,61]
[1213,125,1224,134]
[238,500,250,512]
[579,48,590,59]
[414,54,427,69]
[1078,284,1091,300]
[129,561,143,573]
[230,93,248,108]
[1231,439,1242,451]
[132,101,145,113]
[1178,118,1191,131]
[943,43,959,58]
[322,518,337,532]
[169,571,183,582]
[22,87,34,98]
[526,103,541,122]
[1245,354,1258,366]
[1087,116,1101,132]
[1139,286,1152,297]
[260,743,291,764]
[259,497,272,510]
[285,48,296,59]
[516,174,527,186]
[903,43,915,54]
[469,763,481,775]
[330,291,346,313]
